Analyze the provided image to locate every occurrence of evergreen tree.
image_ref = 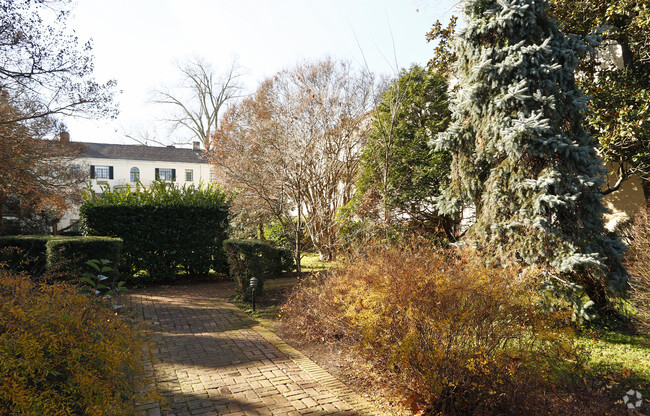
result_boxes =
[357,65,454,237]
[433,0,628,310]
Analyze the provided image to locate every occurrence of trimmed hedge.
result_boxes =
[0,236,52,275]
[46,237,122,281]
[81,181,231,281]
[0,236,123,281]
[223,239,294,299]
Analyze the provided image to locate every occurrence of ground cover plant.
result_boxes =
[282,242,641,415]
[0,269,153,415]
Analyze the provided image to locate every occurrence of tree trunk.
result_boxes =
[0,198,4,236]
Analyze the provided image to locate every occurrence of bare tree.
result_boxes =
[153,57,242,151]
[1,0,118,125]
[211,58,375,262]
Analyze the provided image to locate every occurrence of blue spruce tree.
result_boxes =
[433,0,628,311]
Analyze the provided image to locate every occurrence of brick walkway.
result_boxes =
[125,282,376,416]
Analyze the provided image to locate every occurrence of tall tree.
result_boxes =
[154,57,242,151]
[550,0,650,194]
[211,58,375,262]
[1,0,117,235]
[0,93,85,235]
[433,0,628,310]
[0,0,118,124]
[356,65,454,237]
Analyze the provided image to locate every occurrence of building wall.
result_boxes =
[58,157,213,231]
[602,169,647,231]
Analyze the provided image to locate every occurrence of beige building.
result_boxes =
[58,139,212,231]
[602,164,648,231]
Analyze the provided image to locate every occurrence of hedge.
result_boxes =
[223,239,294,299]
[0,236,123,281]
[46,237,122,281]
[0,236,52,275]
[81,181,231,281]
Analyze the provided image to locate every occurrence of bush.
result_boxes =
[0,271,153,415]
[627,205,650,334]
[46,237,122,281]
[223,239,294,299]
[282,242,590,414]
[0,236,52,275]
[81,181,231,281]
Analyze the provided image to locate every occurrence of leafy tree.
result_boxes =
[426,16,458,75]
[211,58,375,263]
[356,65,455,237]
[550,0,650,193]
[433,0,628,310]
[0,0,117,234]
[0,94,85,235]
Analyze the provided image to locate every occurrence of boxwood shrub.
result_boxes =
[223,239,295,299]
[46,237,123,281]
[0,235,52,275]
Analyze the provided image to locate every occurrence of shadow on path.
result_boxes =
[126,281,376,416]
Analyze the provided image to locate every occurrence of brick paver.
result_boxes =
[126,282,376,416]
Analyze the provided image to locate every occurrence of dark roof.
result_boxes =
[79,142,209,164]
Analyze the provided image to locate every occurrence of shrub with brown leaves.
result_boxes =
[627,205,650,334]
[283,242,612,415]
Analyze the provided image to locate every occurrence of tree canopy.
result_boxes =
[550,0,650,193]
[0,0,118,124]
[356,65,454,236]
[211,58,375,262]
[0,0,117,234]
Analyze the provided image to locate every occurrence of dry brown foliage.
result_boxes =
[282,242,629,415]
[626,205,650,334]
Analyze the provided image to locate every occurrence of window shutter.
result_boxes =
[109,166,114,180]
[172,169,176,181]
[155,168,159,180]
[90,165,96,179]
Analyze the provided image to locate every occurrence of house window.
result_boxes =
[185,169,193,182]
[130,167,140,182]
[209,170,215,182]
[90,165,113,179]
[155,168,175,181]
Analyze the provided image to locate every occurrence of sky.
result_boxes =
[65,0,460,146]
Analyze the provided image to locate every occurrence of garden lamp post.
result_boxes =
[249,276,258,312]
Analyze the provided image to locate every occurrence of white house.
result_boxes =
[58,133,213,232]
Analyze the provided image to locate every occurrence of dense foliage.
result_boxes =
[282,243,627,415]
[433,0,628,310]
[0,235,122,280]
[356,65,455,237]
[223,239,294,299]
[0,272,152,415]
[45,237,122,281]
[550,0,650,191]
[80,181,231,280]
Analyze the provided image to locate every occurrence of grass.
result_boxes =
[229,254,336,319]
[300,252,333,271]
[579,331,650,393]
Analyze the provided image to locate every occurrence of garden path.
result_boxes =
[125,282,376,416]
